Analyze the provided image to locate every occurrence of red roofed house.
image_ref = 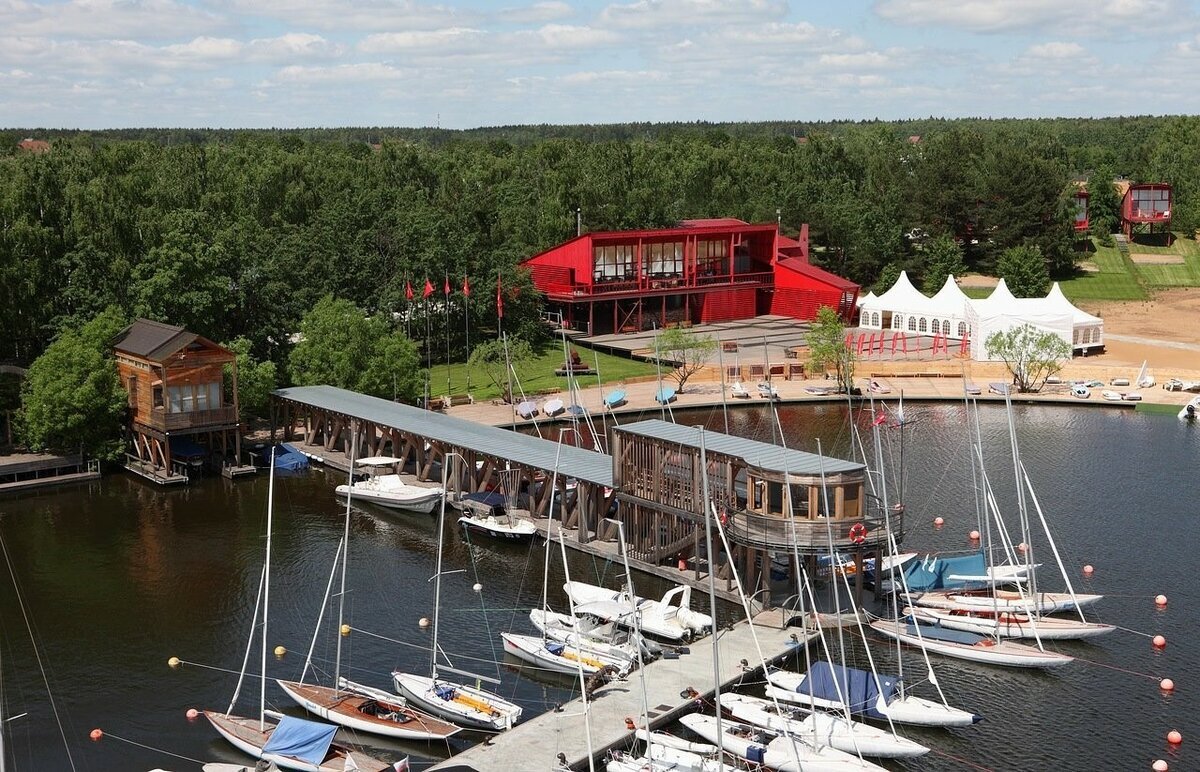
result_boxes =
[521,219,859,335]
[17,138,50,153]
[1120,182,1172,239]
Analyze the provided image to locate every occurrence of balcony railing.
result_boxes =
[723,505,903,555]
[544,271,774,299]
[139,405,238,432]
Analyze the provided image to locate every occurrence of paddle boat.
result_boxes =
[654,386,676,405]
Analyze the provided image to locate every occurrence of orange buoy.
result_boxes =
[1153,635,1167,649]
[186,708,199,720]
[624,716,635,730]
[1083,564,1094,575]
[1160,678,1175,692]
[1153,761,1168,772]
[1155,594,1168,608]
[677,555,687,571]
[969,530,980,541]
[933,517,944,527]
[1017,542,1028,553]
[1167,730,1182,745]
[89,729,103,741]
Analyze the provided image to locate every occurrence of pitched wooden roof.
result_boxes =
[112,319,199,361]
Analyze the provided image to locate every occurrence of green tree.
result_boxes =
[655,327,716,392]
[985,323,1071,392]
[997,245,1051,297]
[288,296,422,401]
[806,306,855,393]
[873,262,903,294]
[19,307,129,459]
[466,337,533,404]
[224,337,276,421]
[920,234,966,293]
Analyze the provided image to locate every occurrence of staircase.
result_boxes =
[1113,233,1131,257]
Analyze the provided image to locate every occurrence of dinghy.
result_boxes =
[543,397,565,416]
[757,381,780,399]
[912,587,1102,615]
[604,389,627,409]
[729,381,750,399]
[564,580,711,641]
[204,713,406,772]
[905,605,1115,641]
[869,617,1074,669]
[275,679,460,740]
[678,713,886,771]
[530,607,660,661]
[654,386,676,404]
[500,632,634,676]
[516,400,538,419]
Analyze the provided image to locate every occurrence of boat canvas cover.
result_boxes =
[797,662,897,719]
[905,618,987,645]
[261,715,337,765]
[275,444,310,471]
[463,491,506,507]
[902,552,987,591]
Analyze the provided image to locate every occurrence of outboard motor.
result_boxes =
[1187,404,1196,421]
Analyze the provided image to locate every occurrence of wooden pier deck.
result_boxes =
[429,609,817,772]
[0,453,100,493]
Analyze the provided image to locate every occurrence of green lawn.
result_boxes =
[1129,236,1200,288]
[426,341,659,401]
[1057,239,1146,301]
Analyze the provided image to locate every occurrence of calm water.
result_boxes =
[0,403,1195,771]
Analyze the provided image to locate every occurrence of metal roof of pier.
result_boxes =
[616,419,863,475]
[274,386,613,486]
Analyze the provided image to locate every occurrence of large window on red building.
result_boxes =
[697,239,728,276]
[594,244,635,281]
[644,242,683,278]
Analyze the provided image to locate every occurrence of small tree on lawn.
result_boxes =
[655,327,716,392]
[467,337,533,403]
[997,245,1050,297]
[807,306,855,393]
[985,323,1071,393]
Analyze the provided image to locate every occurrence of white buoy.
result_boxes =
[1153,760,1168,772]
[1160,678,1175,692]
[969,530,980,541]
[419,617,430,628]
[1156,594,1168,608]
[1083,564,1094,575]
[473,583,483,592]
[933,517,944,527]
[1153,635,1167,649]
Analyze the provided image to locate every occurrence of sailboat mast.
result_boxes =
[431,453,454,678]
[697,427,723,762]
[260,446,277,730]
[334,426,357,692]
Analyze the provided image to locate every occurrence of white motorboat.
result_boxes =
[530,607,660,661]
[729,381,751,399]
[500,632,634,676]
[912,587,1102,614]
[904,605,1115,641]
[335,457,443,513]
[1180,395,1200,420]
[869,617,1074,668]
[1101,390,1123,402]
[678,713,886,771]
[1071,384,1090,399]
[458,510,537,542]
[720,693,929,759]
[391,672,521,731]
[564,580,712,641]
[765,663,981,728]
[1122,391,1143,402]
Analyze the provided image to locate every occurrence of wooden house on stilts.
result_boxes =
[113,319,243,483]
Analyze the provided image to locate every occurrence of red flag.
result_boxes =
[444,276,451,296]
[405,281,414,301]
[496,276,504,318]
[462,277,471,297]
[423,279,433,299]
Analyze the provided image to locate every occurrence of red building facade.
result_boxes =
[1121,183,1172,238]
[521,219,858,335]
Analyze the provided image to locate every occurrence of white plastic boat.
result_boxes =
[458,510,537,542]
[1071,384,1090,399]
[720,693,929,759]
[730,381,751,399]
[516,400,538,419]
[529,608,659,661]
[1101,390,1123,402]
[1180,395,1200,420]
[904,605,1115,641]
[606,730,728,772]
[335,457,443,513]
[391,672,522,731]
[500,632,633,676]
[1122,392,1143,402]
[869,618,1074,668]
[678,713,886,771]
[758,381,780,399]
[765,664,981,728]
[912,587,1102,614]
[543,398,565,416]
[564,580,711,641]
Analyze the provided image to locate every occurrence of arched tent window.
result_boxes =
[942,320,951,335]
[907,316,917,332]
[872,312,881,327]
[918,318,927,333]
[893,315,903,329]
[957,321,967,338]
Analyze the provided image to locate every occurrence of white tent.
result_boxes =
[1045,283,1104,353]
[967,281,1074,362]
[859,271,936,333]
[925,275,974,340]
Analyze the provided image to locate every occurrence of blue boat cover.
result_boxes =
[906,617,987,645]
[463,491,506,507]
[546,642,565,655]
[435,685,457,700]
[168,437,207,458]
[274,444,310,471]
[797,661,897,720]
[901,552,987,591]
[746,745,766,764]
[262,715,337,764]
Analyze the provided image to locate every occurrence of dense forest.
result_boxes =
[2,115,1198,379]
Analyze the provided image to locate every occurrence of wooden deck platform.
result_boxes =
[124,458,188,485]
[428,607,816,771]
[0,453,101,493]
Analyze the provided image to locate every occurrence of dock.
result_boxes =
[0,453,101,493]
[429,610,816,772]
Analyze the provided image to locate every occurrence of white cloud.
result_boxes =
[496,1,573,24]
[0,0,225,39]
[270,61,411,84]
[221,0,473,32]
[358,27,488,54]
[1025,41,1086,59]
[599,0,787,29]
[874,0,1188,34]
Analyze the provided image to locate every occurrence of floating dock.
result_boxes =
[0,453,100,493]
[428,609,816,772]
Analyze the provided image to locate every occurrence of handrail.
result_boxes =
[723,506,902,553]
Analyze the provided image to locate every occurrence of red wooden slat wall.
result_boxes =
[770,287,842,321]
[699,288,757,323]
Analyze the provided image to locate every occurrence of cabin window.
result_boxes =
[593,244,635,281]
[643,242,684,278]
[209,382,222,408]
[153,386,163,408]
[168,386,183,413]
[697,239,728,276]
[196,385,208,411]
[180,386,194,413]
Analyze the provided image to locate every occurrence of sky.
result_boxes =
[3,0,1200,129]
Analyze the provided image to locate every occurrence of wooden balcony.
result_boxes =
[137,405,238,432]
[724,505,903,555]
[543,271,774,301]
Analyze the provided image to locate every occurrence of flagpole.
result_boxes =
[424,279,433,408]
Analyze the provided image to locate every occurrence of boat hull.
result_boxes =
[905,606,1115,640]
[276,680,460,740]
[501,632,630,676]
[391,672,521,731]
[335,484,442,514]
[203,711,399,772]
[913,589,1102,615]
[870,619,1073,668]
[678,713,885,772]
[458,514,537,542]
[764,670,980,728]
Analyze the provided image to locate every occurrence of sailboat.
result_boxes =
[902,604,1114,640]
[1136,360,1155,388]
[278,437,462,741]
[678,714,886,772]
[204,449,408,771]
[392,453,524,732]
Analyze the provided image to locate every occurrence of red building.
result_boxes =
[521,219,858,335]
[1121,183,1172,238]
[1073,189,1089,233]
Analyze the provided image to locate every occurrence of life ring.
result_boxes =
[848,523,868,545]
[718,506,730,528]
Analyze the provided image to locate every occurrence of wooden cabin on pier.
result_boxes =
[113,319,242,483]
